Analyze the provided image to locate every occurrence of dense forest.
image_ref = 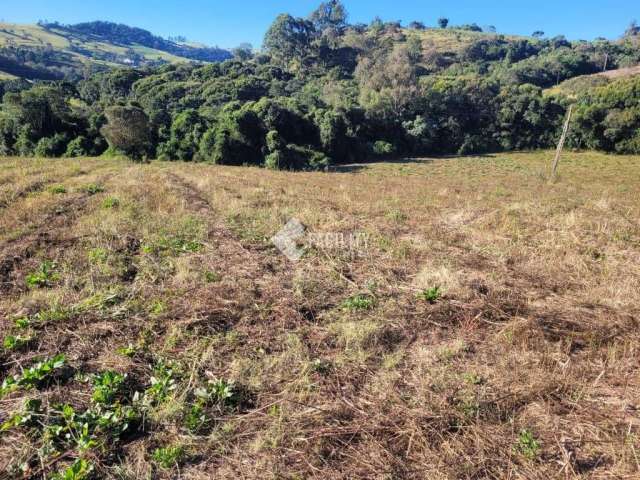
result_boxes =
[1,2,640,169]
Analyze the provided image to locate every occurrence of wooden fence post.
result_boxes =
[551,104,574,180]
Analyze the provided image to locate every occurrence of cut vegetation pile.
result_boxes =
[0,151,639,479]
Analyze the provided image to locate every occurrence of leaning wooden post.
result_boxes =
[551,104,573,180]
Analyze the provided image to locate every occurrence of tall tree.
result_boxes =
[438,17,449,29]
[355,45,418,119]
[264,14,315,67]
[309,1,348,31]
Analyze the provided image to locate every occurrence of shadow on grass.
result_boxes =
[328,154,498,173]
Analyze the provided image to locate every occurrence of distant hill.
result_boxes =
[546,65,640,97]
[0,21,232,80]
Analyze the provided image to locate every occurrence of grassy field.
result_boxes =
[0,151,639,479]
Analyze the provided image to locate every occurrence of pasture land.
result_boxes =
[0,151,639,478]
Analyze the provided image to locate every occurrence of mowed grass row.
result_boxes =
[0,151,639,479]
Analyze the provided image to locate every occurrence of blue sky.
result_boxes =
[1,0,638,48]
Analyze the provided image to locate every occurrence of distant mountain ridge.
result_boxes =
[44,21,232,63]
[0,20,232,81]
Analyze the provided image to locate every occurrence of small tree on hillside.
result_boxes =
[532,30,545,38]
[232,43,254,61]
[101,106,152,160]
[438,17,449,29]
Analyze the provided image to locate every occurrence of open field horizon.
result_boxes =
[1,151,639,478]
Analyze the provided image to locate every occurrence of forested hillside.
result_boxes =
[0,2,639,167]
[0,21,231,81]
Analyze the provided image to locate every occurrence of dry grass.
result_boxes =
[0,151,639,479]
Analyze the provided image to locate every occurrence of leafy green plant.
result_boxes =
[34,305,72,323]
[1,398,42,432]
[372,140,395,156]
[44,401,141,454]
[194,378,236,406]
[516,429,541,459]
[49,185,67,194]
[184,403,209,434]
[341,294,375,312]
[418,286,442,304]
[146,361,178,402]
[116,344,137,358]
[152,445,185,469]
[14,317,31,329]
[102,197,120,209]
[88,247,109,264]
[204,270,222,283]
[311,358,332,375]
[462,372,484,385]
[149,300,166,316]
[183,378,239,433]
[51,459,94,480]
[3,334,33,351]
[143,235,202,256]
[82,184,104,195]
[91,371,126,405]
[25,260,59,288]
[0,354,67,398]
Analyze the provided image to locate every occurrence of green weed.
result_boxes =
[25,260,59,288]
[418,286,442,304]
[194,378,237,408]
[36,305,72,323]
[516,429,541,459]
[152,445,185,469]
[146,361,178,402]
[204,270,222,283]
[143,236,202,256]
[51,459,94,480]
[88,247,109,264]
[102,196,120,209]
[1,398,42,432]
[92,371,126,405]
[3,334,33,351]
[341,294,375,312]
[0,354,67,398]
[49,185,67,194]
[82,184,104,195]
[14,317,31,329]
[117,344,138,358]
[462,372,484,385]
[184,403,209,434]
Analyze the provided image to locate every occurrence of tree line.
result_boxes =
[1,1,640,168]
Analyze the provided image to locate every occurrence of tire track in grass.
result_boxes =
[163,171,302,339]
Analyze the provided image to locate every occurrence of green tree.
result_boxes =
[101,106,152,160]
[232,43,254,61]
[355,45,418,119]
[309,1,348,31]
[157,109,204,161]
[264,14,315,68]
[438,18,449,29]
